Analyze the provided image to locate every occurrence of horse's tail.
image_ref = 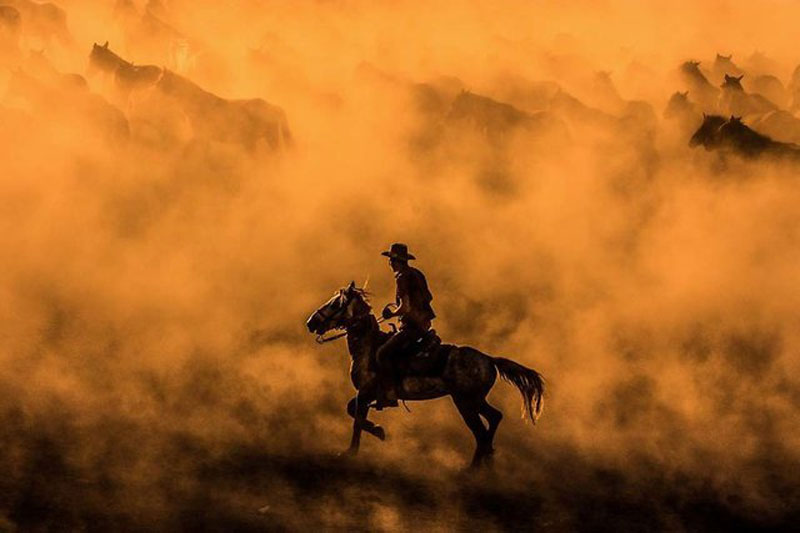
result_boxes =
[492,357,544,423]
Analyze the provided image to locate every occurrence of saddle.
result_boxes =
[401,330,449,376]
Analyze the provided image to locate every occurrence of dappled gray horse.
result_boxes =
[307,282,544,468]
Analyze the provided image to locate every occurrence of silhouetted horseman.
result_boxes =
[375,243,435,409]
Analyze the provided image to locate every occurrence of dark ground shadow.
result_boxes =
[2,437,798,532]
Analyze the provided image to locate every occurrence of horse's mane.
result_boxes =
[351,287,372,309]
[720,117,773,148]
[92,43,133,68]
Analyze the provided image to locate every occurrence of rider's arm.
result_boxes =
[384,273,411,318]
[393,291,411,317]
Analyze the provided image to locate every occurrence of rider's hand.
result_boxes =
[382,305,394,320]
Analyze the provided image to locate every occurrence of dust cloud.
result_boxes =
[0,0,799,530]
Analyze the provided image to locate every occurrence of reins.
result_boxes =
[315,316,387,344]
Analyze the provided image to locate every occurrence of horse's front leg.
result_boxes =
[343,391,380,456]
[346,396,386,442]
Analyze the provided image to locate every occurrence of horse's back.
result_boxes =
[442,346,497,396]
[398,344,496,401]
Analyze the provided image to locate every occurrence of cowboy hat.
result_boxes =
[381,243,416,261]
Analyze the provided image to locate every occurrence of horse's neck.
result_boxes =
[159,71,219,109]
[346,315,381,363]
[98,52,130,72]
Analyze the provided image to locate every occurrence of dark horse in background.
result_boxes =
[690,113,800,161]
[87,41,292,151]
[307,283,544,468]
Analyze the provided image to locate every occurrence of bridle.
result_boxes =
[313,294,387,344]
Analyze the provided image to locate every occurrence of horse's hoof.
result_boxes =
[373,426,386,441]
[337,448,358,458]
[458,464,479,475]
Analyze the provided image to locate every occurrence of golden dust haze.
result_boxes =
[1,0,799,530]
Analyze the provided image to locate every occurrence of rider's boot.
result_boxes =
[375,383,398,410]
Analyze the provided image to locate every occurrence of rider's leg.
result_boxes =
[375,331,410,407]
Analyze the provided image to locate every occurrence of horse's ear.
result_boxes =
[737,75,744,81]
[702,112,707,118]
[103,41,108,48]
[347,281,356,292]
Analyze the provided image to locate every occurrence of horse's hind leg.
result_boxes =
[453,396,490,468]
[479,400,503,458]
[346,396,386,441]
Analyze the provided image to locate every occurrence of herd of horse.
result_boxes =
[671,54,800,159]
[1,1,293,154]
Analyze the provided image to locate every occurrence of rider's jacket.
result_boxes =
[395,266,435,331]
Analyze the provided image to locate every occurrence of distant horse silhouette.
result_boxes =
[690,114,800,161]
[750,110,800,145]
[156,69,292,151]
[446,90,569,145]
[678,61,719,112]
[6,67,130,145]
[307,283,544,468]
[712,53,744,83]
[745,74,789,109]
[719,74,778,118]
[664,91,702,138]
[88,41,163,98]
[2,0,71,45]
[87,42,292,151]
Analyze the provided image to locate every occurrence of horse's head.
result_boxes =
[689,113,726,148]
[722,74,744,91]
[681,60,700,73]
[306,282,371,336]
[665,90,691,118]
[718,115,758,145]
[88,41,125,75]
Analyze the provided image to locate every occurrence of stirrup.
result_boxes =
[374,393,398,410]
[375,398,398,410]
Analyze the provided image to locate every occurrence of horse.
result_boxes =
[690,114,800,161]
[712,53,744,84]
[750,110,800,146]
[87,41,163,99]
[306,282,545,468]
[446,90,569,146]
[663,91,702,141]
[719,74,778,118]
[1,0,71,46]
[745,74,789,109]
[5,67,130,145]
[87,43,292,151]
[689,113,727,150]
[678,61,719,112]
[155,69,292,151]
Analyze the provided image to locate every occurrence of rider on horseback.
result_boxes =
[375,243,436,409]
